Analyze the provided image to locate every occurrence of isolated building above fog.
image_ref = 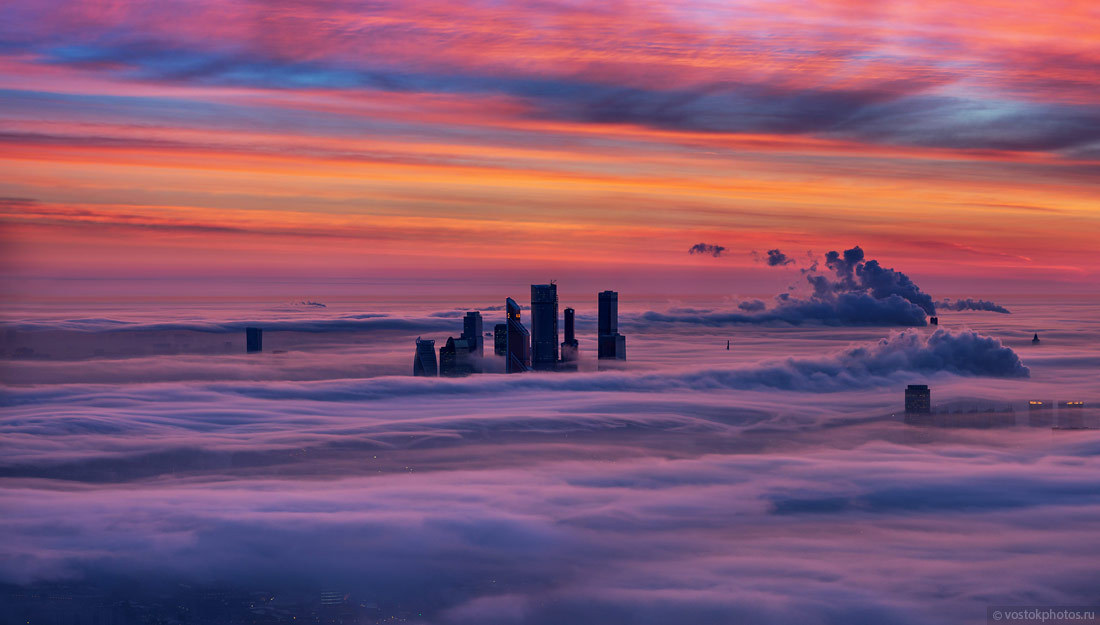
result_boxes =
[245,327,262,353]
[905,384,931,414]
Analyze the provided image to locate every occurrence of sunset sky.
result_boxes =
[2,0,1098,294]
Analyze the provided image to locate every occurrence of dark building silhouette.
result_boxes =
[439,336,476,377]
[597,290,626,360]
[245,327,262,353]
[929,316,938,325]
[494,323,507,356]
[905,384,931,414]
[560,307,579,368]
[462,311,484,357]
[530,283,559,370]
[439,337,458,377]
[505,297,530,373]
[1032,332,1040,344]
[413,337,437,376]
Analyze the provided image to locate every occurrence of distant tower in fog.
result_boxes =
[597,290,626,360]
[494,323,507,356]
[462,311,483,357]
[560,307,578,367]
[245,327,263,353]
[530,283,559,370]
[1032,333,1040,344]
[905,384,931,414]
[413,337,437,376]
[505,297,530,373]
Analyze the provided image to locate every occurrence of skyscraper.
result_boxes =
[905,384,931,414]
[439,336,476,377]
[560,307,578,368]
[462,311,484,357]
[530,283,558,370]
[598,290,617,337]
[597,291,626,360]
[494,323,507,356]
[413,337,437,376]
[245,327,262,353]
[505,297,530,373]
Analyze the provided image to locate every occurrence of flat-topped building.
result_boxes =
[597,290,626,361]
[905,384,931,414]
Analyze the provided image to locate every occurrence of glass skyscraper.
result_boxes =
[597,290,626,360]
[505,297,530,373]
[530,283,558,370]
[560,306,578,367]
[462,311,483,357]
[494,323,507,356]
[413,337,437,376]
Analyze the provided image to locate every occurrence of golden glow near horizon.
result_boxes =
[1,0,1099,290]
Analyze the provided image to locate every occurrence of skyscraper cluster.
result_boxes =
[414,285,626,376]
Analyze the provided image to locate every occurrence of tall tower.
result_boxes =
[413,337,437,376]
[530,283,558,370]
[560,307,578,367]
[462,311,484,357]
[245,327,263,353]
[597,291,626,361]
[505,297,530,373]
[597,291,617,337]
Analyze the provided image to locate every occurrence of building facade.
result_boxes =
[462,311,484,357]
[245,327,262,353]
[560,307,578,368]
[597,290,626,360]
[505,297,530,373]
[413,337,437,376]
[494,323,507,356]
[905,384,931,413]
[439,336,476,377]
[530,283,559,370]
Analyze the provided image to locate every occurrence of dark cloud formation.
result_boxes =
[6,24,1099,155]
[689,243,727,257]
[936,298,1012,314]
[644,246,936,326]
[738,299,766,312]
[757,248,794,266]
[815,246,936,315]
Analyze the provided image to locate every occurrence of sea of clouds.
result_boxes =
[1,292,1098,623]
